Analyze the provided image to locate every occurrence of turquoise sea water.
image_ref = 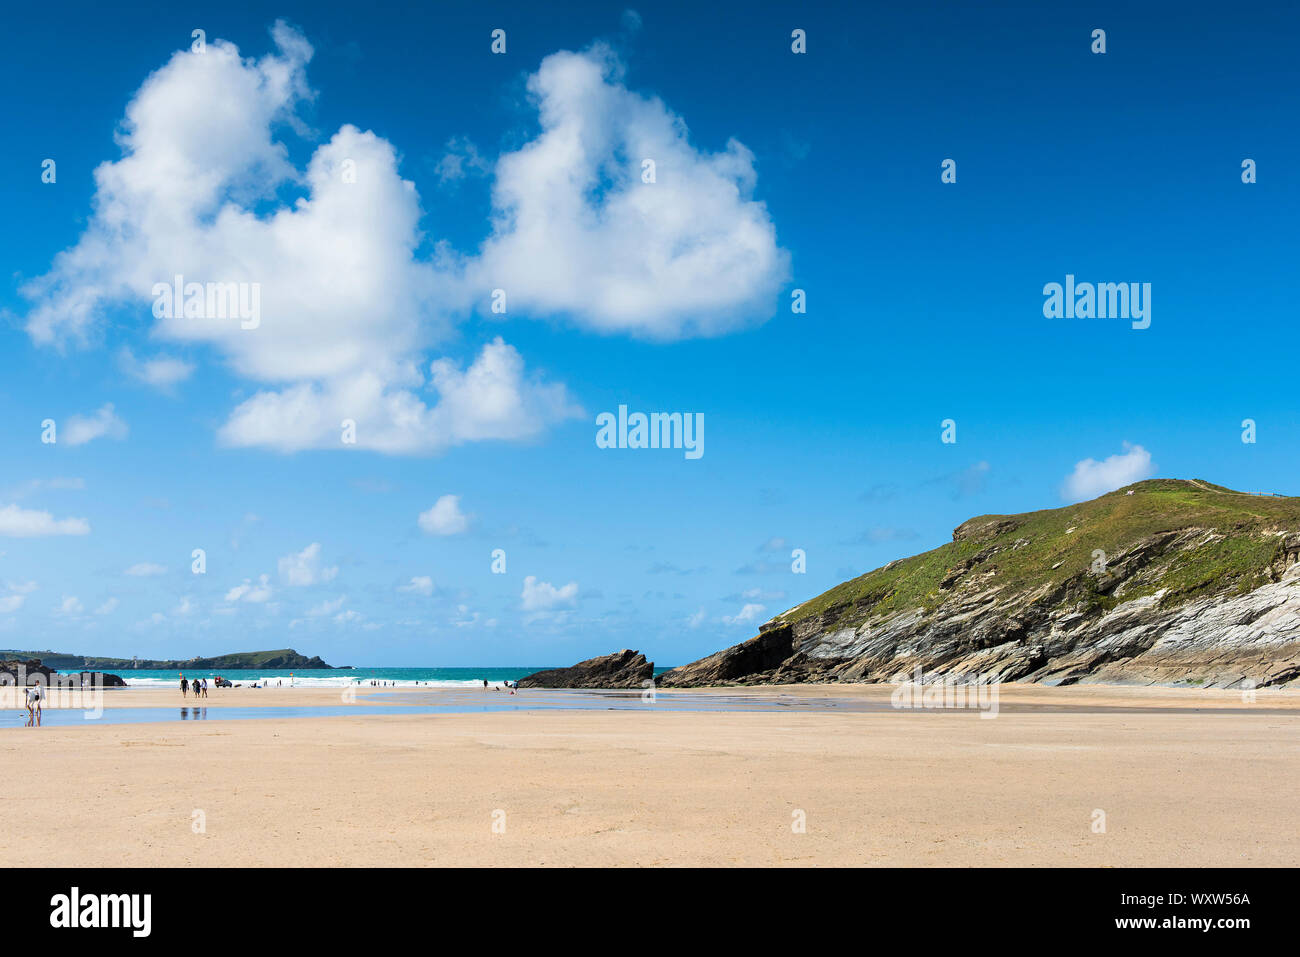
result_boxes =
[55,666,669,688]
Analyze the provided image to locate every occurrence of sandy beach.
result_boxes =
[1,683,1296,867]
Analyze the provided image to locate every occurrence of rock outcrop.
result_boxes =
[657,626,795,687]
[519,650,654,689]
[77,671,128,688]
[0,658,127,688]
[662,480,1300,689]
[0,659,55,683]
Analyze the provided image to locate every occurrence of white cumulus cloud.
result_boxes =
[1061,443,1156,502]
[521,575,579,612]
[19,24,576,456]
[218,337,581,454]
[21,25,784,456]
[470,45,788,339]
[418,495,469,536]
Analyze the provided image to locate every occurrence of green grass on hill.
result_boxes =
[781,479,1300,631]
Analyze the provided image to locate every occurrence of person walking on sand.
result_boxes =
[201,678,209,698]
[180,676,188,698]
[29,683,42,726]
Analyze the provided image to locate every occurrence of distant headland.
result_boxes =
[0,648,333,670]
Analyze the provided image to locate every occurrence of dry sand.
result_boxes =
[2,684,1296,867]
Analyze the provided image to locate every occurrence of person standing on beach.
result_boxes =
[201,678,209,698]
[180,676,187,698]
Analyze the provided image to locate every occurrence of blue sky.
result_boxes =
[1,1,1296,665]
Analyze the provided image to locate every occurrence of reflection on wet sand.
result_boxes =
[2,686,1297,728]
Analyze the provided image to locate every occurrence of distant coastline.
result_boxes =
[0,647,332,671]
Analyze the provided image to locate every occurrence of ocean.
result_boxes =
[57,667,552,689]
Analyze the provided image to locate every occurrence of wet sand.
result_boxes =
[47,681,1300,712]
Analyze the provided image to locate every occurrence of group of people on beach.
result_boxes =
[180,676,209,698]
[483,678,519,695]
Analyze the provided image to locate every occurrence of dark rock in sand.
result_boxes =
[0,658,125,688]
[0,658,56,683]
[519,649,654,689]
[76,671,127,688]
[656,625,797,687]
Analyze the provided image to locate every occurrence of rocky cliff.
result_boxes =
[519,650,655,689]
[659,480,1300,689]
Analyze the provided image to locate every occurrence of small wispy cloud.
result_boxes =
[398,576,435,597]
[63,403,128,446]
[278,543,338,586]
[225,574,273,603]
[722,603,766,626]
[117,347,195,391]
[0,504,90,537]
[924,461,990,500]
